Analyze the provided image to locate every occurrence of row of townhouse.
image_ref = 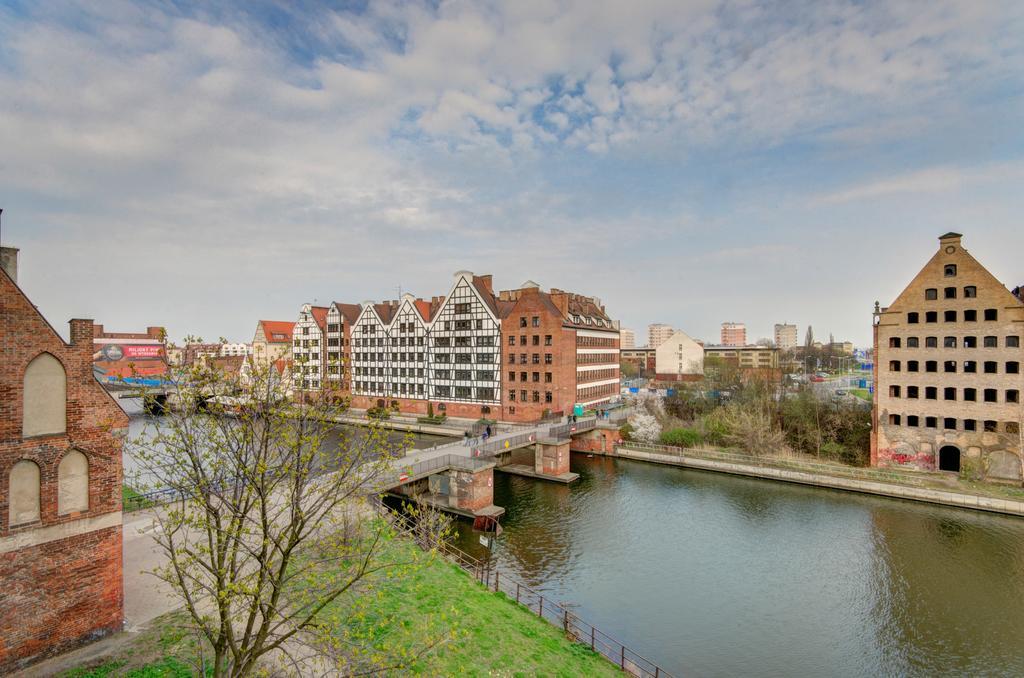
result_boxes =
[288,271,621,422]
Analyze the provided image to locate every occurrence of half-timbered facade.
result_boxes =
[292,304,327,392]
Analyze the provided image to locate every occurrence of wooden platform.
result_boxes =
[497,464,579,484]
[386,491,505,519]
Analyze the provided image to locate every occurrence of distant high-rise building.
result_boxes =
[774,323,798,350]
[648,323,675,348]
[720,322,747,347]
[620,328,636,349]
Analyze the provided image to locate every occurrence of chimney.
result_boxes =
[550,291,569,317]
[1,246,19,284]
[69,318,94,349]
[92,324,105,338]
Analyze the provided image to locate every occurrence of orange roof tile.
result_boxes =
[260,320,295,343]
[310,306,329,330]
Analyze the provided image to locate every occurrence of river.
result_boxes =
[452,454,1024,678]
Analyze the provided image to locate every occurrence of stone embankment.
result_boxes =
[599,443,1024,518]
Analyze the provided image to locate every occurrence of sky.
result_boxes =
[1,0,1023,347]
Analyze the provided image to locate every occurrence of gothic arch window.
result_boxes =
[23,352,67,437]
[58,450,89,515]
[9,460,41,526]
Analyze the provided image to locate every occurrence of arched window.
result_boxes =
[9,460,41,526]
[58,450,89,515]
[23,353,67,437]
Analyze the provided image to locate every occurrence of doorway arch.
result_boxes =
[938,445,961,473]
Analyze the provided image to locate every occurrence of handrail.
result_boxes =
[372,498,675,678]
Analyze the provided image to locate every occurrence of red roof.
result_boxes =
[273,358,291,376]
[260,320,295,343]
[414,299,432,322]
[333,302,362,324]
[310,306,329,330]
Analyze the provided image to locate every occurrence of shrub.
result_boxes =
[629,411,661,443]
[618,423,635,441]
[367,406,390,420]
[660,428,702,448]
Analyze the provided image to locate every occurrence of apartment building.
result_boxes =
[292,304,328,391]
[872,233,1023,481]
[774,323,798,350]
[647,323,675,349]
[619,328,636,350]
[704,344,780,380]
[720,322,747,347]
[252,320,294,368]
[654,330,705,382]
[309,272,619,421]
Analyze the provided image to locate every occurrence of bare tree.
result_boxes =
[128,361,451,676]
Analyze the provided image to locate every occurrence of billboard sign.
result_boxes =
[93,340,168,382]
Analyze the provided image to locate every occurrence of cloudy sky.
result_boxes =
[2,0,1022,347]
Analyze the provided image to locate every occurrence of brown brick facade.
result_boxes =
[0,256,128,672]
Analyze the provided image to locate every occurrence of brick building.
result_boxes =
[620,347,656,377]
[92,324,167,383]
[302,272,620,422]
[0,247,129,672]
[872,233,1024,481]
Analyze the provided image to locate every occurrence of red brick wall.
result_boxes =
[498,290,577,421]
[0,526,123,671]
[0,269,128,672]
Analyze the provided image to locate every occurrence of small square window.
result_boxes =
[926,361,937,372]
[944,418,957,430]
[964,286,977,298]
[944,264,957,277]
[907,386,919,399]
[964,419,976,431]
[926,416,938,428]
[984,336,997,347]
[926,387,937,399]
[907,361,919,372]
[984,361,997,374]
[984,388,998,402]
[889,385,901,398]
[984,309,998,321]
[1007,361,1020,374]
[907,415,919,427]
[889,414,901,425]
[907,337,919,348]
[944,287,956,299]
[907,312,919,324]
[925,311,938,323]
[944,336,956,348]
[889,337,901,348]
[889,360,901,372]
[984,420,997,433]
[944,310,956,322]
[1007,390,1019,404]
[964,336,977,348]
[964,309,977,322]
[1007,336,1021,348]
[925,288,938,300]
[944,361,956,373]
[944,387,956,400]
[925,337,937,348]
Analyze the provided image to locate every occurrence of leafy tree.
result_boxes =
[128,362,451,676]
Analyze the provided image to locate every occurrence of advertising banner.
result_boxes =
[94,341,169,382]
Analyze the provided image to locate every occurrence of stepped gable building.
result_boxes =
[252,320,295,368]
[312,271,619,422]
[872,233,1024,481]
[0,247,129,672]
[292,304,328,392]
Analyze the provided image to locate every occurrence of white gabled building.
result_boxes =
[292,303,328,392]
[654,330,705,381]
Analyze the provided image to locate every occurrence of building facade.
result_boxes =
[774,323,798,350]
[292,304,328,392]
[654,330,705,382]
[621,347,656,376]
[252,320,295,368]
[647,323,675,349]
[1,247,129,672]
[872,233,1023,481]
[308,272,619,422]
[91,324,168,383]
[619,328,636,350]
[704,344,781,380]
[720,322,747,347]
[324,302,360,396]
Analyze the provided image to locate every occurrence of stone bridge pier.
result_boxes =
[390,460,504,521]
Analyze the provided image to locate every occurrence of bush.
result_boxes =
[618,423,635,441]
[660,428,702,448]
[417,414,447,425]
[367,406,390,420]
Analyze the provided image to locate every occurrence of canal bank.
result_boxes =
[589,441,1024,518]
[452,454,1024,678]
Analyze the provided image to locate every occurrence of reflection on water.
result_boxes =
[453,454,1024,678]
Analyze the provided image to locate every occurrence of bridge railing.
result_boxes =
[372,498,675,678]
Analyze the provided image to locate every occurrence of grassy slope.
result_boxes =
[364,553,621,677]
[64,543,620,677]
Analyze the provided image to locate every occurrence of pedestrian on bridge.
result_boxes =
[485,424,492,440]
[464,430,470,446]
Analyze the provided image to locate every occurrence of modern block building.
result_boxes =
[654,330,705,382]
[774,323,798,350]
[647,323,675,349]
[872,233,1023,481]
[704,344,781,380]
[619,328,636,350]
[720,322,747,347]
[297,272,620,421]
[1,247,129,672]
[620,347,656,376]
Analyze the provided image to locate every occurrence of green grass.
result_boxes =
[336,543,621,676]
[67,541,621,677]
[849,389,872,402]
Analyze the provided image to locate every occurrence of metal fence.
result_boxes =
[372,499,674,678]
[618,441,925,486]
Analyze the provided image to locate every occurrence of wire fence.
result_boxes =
[617,441,926,486]
[372,498,675,678]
